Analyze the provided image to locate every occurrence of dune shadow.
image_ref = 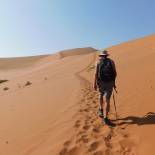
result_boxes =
[117,112,155,126]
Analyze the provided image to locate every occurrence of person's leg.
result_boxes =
[98,81,104,117]
[98,93,104,117]
[103,82,113,119]
[99,93,104,110]
[103,87,116,126]
[103,97,115,127]
[103,93,110,119]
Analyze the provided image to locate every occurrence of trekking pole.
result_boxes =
[112,89,118,122]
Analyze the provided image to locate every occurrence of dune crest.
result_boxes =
[59,47,97,58]
[0,55,49,70]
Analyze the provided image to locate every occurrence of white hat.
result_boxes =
[99,50,109,56]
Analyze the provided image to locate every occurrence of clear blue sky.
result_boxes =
[0,0,155,57]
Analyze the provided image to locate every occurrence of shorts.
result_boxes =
[98,80,114,101]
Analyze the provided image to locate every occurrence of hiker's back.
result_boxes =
[98,58,115,82]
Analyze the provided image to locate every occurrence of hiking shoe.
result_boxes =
[98,109,103,118]
[103,118,116,127]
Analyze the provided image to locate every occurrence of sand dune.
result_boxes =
[59,47,97,58]
[0,55,49,70]
[0,35,155,155]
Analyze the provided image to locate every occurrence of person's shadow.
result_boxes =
[116,112,155,126]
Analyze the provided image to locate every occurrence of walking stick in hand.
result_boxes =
[113,87,118,122]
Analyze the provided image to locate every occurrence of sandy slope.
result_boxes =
[0,48,97,155]
[0,35,155,155]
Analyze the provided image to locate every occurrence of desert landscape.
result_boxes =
[0,34,155,155]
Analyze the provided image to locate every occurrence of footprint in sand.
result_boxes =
[76,136,89,144]
[93,150,104,155]
[74,123,81,128]
[85,115,91,120]
[76,131,84,136]
[67,146,80,155]
[63,140,72,147]
[78,109,84,113]
[88,141,100,152]
[90,119,96,124]
[83,108,89,112]
[75,120,81,124]
[81,98,85,102]
[84,119,90,125]
[92,100,97,104]
[59,146,80,155]
[74,120,81,128]
[83,125,90,130]
[5,141,9,144]
[92,125,101,133]
[3,87,9,91]
[59,147,68,155]
[25,81,32,86]
[87,96,93,100]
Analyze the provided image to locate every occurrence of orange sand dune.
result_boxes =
[0,55,49,70]
[59,47,97,58]
[0,35,155,155]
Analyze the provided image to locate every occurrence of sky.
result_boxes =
[0,0,155,57]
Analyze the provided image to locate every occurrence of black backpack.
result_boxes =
[98,58,115,82]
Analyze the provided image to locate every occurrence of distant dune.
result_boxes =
[0,36,155,155]
[0,55,49,70]
[59,47,97,58]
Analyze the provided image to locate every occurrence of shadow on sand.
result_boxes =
[116,112,155,126]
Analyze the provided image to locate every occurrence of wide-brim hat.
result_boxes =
[99,50,109,56]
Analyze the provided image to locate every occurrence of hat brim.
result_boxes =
[99,54,109,56]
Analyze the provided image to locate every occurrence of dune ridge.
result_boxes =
[59,47,97,58]
[0,55,49,70]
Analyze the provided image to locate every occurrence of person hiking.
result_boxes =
[94,50,117,125]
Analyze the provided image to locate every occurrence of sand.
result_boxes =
[0,35,155,155]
